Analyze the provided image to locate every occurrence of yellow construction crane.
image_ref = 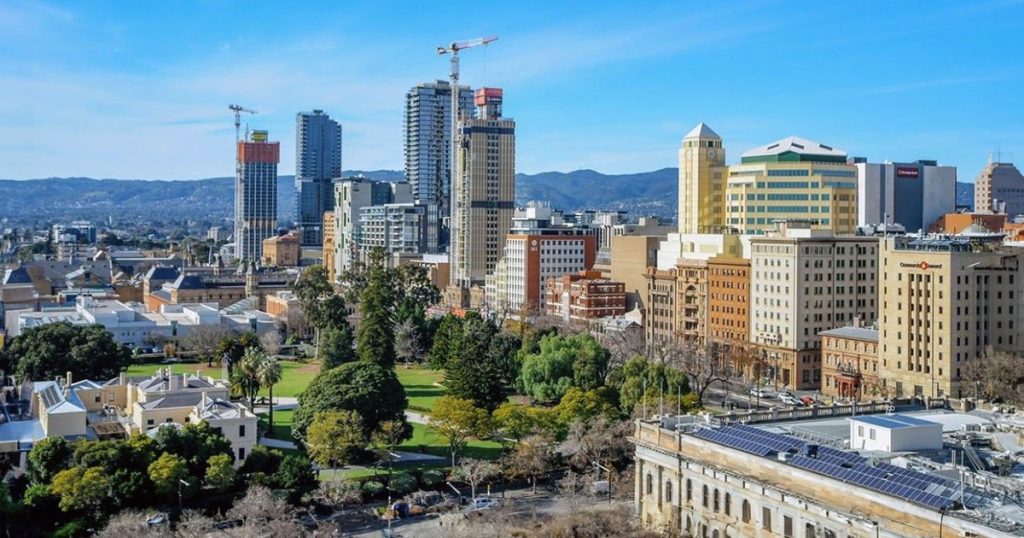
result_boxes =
[228,104,257,144]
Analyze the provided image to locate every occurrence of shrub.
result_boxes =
[361,480,385,498]
[389,473,417,495]
[419,469,445,488]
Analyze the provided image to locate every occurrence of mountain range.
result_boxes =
[0,169,973,226]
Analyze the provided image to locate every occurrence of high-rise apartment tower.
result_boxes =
[234,130,280,263]
[295,110,342,246]
[404,81,474,252]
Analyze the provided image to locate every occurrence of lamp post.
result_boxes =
[178,479,190,513]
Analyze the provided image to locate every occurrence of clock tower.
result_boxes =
[678,123,726,234]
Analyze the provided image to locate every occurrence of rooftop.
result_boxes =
[741,136,848,164]
[819,326,879,342]
[850,414,935,429]
[683,122,721,140]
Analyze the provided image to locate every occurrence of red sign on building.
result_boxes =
[895,166,920,178]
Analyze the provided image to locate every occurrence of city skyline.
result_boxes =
[0,1,1022,181]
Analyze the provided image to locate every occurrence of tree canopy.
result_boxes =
[517,333,610,403]
[444,315,520,412]
[292,361,409,443]
[1,322,129,382]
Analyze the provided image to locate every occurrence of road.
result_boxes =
[338,486,631,538]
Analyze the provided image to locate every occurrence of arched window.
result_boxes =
[702,485,709,508]
[724,493,732,515]
[713,489,720,512]
[686,479,693,502]
[712,530,720,538]
[686,516,692,533]
[645,473,653,495]
[742,500,751,523]
[665,480,673,503]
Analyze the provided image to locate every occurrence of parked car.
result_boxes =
[748,388,771,398]
[463,497,500,513]
[800,396,816,406]
[779,394,803,406]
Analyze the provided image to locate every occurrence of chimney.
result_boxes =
[169,371,180,392]
[182,373,188,390]
[119,372,126,386]
[66,371,72,388]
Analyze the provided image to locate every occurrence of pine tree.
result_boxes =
[356,266,396,367]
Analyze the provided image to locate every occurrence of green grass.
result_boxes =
[400,422,502,461]
[259,408,295,440]
[319,461,449,481]
[257,360,320,397]
[396,366,445,413]
[125,360,319,398]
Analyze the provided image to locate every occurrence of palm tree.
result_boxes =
[231,347,265,410]
[257,356,283,438]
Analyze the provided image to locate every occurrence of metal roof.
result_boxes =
[741,136,847,159]
[684,122,721,140]
[818,326,879,342]
[849,414,935,429]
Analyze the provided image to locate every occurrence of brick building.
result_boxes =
[545,271,626,324]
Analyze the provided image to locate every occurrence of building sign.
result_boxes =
[899,261,942,269]
[895,166,920,178]
[251,130,269,142]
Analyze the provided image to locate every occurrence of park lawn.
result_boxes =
[125,361,223,378]
[258,408,295,441]
[400,422,502,461]
[319,461,449,481]
[257,360,320,398]
[396,366,445,413]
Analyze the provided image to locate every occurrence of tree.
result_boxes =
[429,396,491,466]
[292,265,335,330]
[964,350,1024,405]
[152,422,232,478]
[427,314,462,369]
[493,402,556,446]
[216,331,262,375]
[357,264,396,367]
[554,387,621,427]
[454,458,499,500]
[371,419,411,480]
[608,356,689,415]
[518,333,611,403]
[147,453,189,497]
[292,362,409,443]
[204,453,237,493]
[180,325,233,367]
[444,314,514,412]
[558,416,633,472]
[50,466,111,513]
[664,340,733,407]
[1,322,129,383]
[257,356,284,436]
[306,410,365,469]
[319,323,355,369]
[231,347,267,409]
[394,318,425,366]
[273,453,318,501]
[27,436,72,485]
[503,434,555,494]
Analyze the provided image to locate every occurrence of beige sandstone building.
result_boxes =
[877,235,1024,398]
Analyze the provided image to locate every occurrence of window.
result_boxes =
[94,395,101,403]
[703,485,709,507]
[239,424,246,437]
[107,392,115,402]
[147,419,154,426]
[665,480,673,503]
[645,473,653,495]
[724,493,731,515]
[713,489,720,512]
[763,507,772,531]
[784,515,793,537]
[686,479,693,502]
[742,500,751,523]
[238,447,245,460]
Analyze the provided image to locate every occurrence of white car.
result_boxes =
[464,497,501,513]
[748,388,771,398]
[779,394,803,406]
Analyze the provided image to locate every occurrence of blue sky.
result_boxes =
[1,0,1022,181]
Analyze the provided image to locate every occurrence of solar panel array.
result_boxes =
[691,424,972,511]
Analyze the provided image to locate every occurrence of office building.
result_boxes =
[357,203,428,260]
[633,410,1024,538]
[294,110,342,246]
[234,130,280,263]
[727,136,858,236]
[449,88,515,290]
[487,226,596,316]
[545,271,626,325]
[974,160,1024,215]
[610,234,664,311]
[332,179,412,275]
[854,159,956,231]
[404,81,475,252]
[322,211,336,282]
[678,123,727,234]
[877,235,1024,398]
[207,226,230,242]
[261,232,300,267]
[749,222,878,390]
[819,325,881,400]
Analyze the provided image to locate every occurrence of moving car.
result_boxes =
[748,388,771,398]
[463,497,500,513]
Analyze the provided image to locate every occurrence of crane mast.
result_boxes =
[436,36,496,266]
[228,104,257,144]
